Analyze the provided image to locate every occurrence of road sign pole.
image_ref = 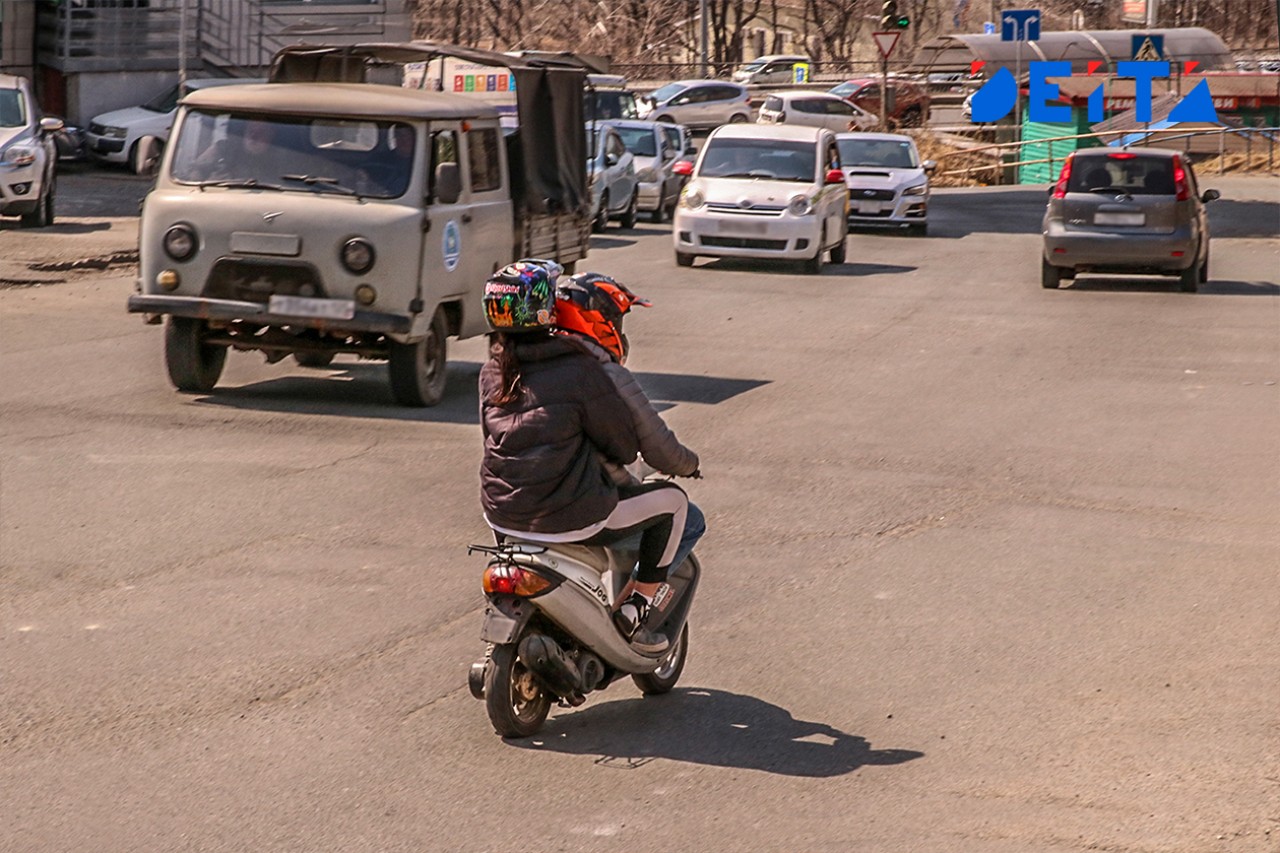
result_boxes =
[882,52,890,131]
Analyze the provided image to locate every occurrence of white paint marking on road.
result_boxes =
[17,625,35,632]
[84,624,100,630]
[874,591,894,600]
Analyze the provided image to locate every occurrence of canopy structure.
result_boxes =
[268,42,606,215]
[911,28,1233,76]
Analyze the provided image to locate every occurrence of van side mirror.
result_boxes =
[1200,188,1220,203]
[922,159,937,173]
[435,161,461,204]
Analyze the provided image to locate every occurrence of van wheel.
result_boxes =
[388,308,448,406]
[592,193,609,233]
[1041,258,1062,289]
[829,235,847,264]
[620,191,639,229]
[165,317,227,393]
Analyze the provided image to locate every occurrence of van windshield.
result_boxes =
[170,110,416,199]
[586,90,639,121]
[699,138,816,182]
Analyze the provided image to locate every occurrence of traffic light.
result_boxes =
[880,0,910,30]
[880,0,897,29]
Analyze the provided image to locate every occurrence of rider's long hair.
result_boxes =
[487,331,535,405]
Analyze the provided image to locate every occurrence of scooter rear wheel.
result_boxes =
[632,623,689,695]
[484,641,551,737]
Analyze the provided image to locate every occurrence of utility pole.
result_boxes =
[1146,0,1159,28]
[699,0,709,78]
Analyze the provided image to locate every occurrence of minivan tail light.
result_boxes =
[1172,154,1190,201]
[1052,154,1074,199]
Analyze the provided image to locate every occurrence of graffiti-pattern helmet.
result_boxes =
[555,272,651,362]
[483,258,563,332]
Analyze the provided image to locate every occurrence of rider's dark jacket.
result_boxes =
[480,334,639,533]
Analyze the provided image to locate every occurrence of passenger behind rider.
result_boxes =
[478,260,703,655]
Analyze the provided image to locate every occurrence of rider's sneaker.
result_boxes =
[613,592,670,654]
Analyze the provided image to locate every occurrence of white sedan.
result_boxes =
[837,132,935,236]
[672,123,849,273]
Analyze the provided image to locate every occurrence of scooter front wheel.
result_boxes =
[632,623,689,695]
[485,641,551,737]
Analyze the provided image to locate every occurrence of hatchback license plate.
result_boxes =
[268,295,355,320]
[715,218,769,235]
[1094,211,1145,226]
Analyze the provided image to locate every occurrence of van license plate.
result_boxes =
[268,295,355,320]
[1094,211,1145,226]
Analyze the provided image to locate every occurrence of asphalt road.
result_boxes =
[2,174,1278,852]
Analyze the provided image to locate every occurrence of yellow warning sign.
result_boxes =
[1133,37,1162,61]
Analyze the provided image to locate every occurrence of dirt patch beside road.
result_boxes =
[0,217,138,289]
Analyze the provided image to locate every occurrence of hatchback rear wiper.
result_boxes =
[1088,186,1132,198]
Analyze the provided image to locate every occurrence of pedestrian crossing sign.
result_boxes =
[1131,34,1165,61]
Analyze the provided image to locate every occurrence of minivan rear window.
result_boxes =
[1068,155,1175,195]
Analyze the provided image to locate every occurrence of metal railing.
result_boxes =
[930,125,1280,183]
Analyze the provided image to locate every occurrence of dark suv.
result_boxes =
[1041,148,1219,292]
[828,77,930,127]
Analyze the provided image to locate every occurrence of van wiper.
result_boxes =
[282,174,358,196]
[194,178,286,191]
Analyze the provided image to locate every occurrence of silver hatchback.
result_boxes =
[1042,148,1219,292]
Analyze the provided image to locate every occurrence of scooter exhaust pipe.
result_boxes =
[518,633,584,704]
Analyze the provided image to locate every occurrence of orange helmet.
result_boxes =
[555,273,650,362]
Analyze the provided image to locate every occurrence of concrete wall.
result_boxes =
[0,0,36,77]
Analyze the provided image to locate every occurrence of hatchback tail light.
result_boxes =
[1172,154,1190,201]
[1052,154,1074,199]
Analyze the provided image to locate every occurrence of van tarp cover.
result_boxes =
[269,42,595,215]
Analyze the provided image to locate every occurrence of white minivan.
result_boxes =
[86,77,263,173]
[672,123,849,273]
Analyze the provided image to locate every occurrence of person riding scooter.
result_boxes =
[478,260,699,654]
[553,271,704,636]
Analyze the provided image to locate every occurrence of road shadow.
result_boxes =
[1064,276,1279,295]
[696,257,916,277]
[1205,199,1280,239]
[196,360,768,420]
[928,187,1049,238]
[589,234,640,249]
[508,687,924,778]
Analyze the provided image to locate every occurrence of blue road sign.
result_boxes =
[983,21,997,34]
[1001,9,1041,42]
[1131,33,1165,60]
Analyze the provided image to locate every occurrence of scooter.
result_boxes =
[466,535,700,738]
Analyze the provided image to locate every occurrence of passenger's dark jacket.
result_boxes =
[480,335,639,533]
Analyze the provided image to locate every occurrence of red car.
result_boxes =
[828,77,930,128]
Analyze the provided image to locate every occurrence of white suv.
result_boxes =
[0,74,61,228]
[672,124,849,273]
[86,77,262,173]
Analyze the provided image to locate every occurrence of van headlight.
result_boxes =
[163,223,198,261]
[681,187,705,210]
[2,144,38,167]
[903,183,928,196]
[341,238,376,275]
[787,194,813,216]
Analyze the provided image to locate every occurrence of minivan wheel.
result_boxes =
[592,193,609,233]
[1178,262,1200,293]
[654,115,674,125]
[803,246,823,274]
[729,113,749,123]
[1041,258,1063,289]
[829,236,847,264]
[620,191,639,229]
[675,251,695,267]
[1199,247,1210,283]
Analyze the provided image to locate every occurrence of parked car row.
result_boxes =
[0,73,62,228]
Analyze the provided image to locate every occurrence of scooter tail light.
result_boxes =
[1052,154,1074,199]
[1172,154,1190,201]
[483,562,554,597]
